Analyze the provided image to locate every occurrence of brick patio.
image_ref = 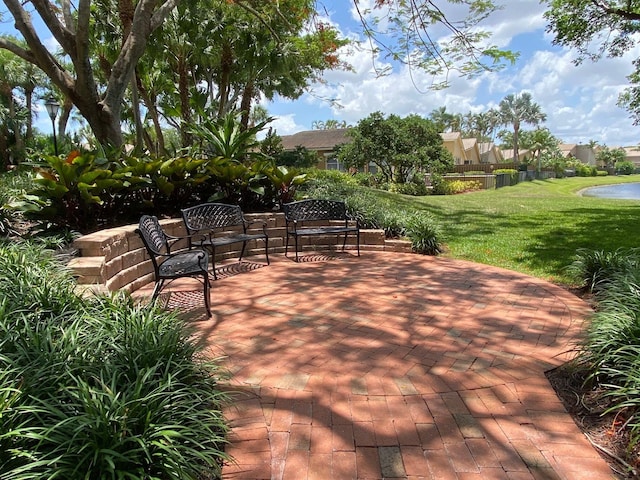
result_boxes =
[136,252,616,479]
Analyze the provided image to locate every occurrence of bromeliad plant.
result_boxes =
[189,111,271,164]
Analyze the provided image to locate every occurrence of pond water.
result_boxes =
[581,182,640,200]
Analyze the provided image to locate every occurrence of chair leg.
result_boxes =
[239,241,247,262]
[264,236,270,265]
[356,230,360,256]
[285,233,290,257]
[342,232,348,252]
[151,279,164,301]
[294,234,299,262]
[203,272,211,317]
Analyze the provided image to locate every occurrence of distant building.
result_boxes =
[478,143,504,164]
[501,149,532,163]
[462,138,481,163]
[280,129,351,170]
[623,146,640,167]
[440,132,467,164]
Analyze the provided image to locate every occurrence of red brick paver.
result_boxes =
[140,253,616,479]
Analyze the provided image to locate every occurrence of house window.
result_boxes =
[368,162,378,174]
[326,157,345,171]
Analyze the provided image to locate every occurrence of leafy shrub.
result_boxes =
[429,173,451,195]
[0,241,229,479]
[11,150,308,232]
[616,160,636,175]
[0,170,33,236]
[443,179,482,194]
[388,180,428,196]
[596,169,609,176]
[493,169,519,185]
[402,211,443,255]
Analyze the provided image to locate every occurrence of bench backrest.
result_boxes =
[181,203,245,233]
[283,199,347,222]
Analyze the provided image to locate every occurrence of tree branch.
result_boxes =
[590,0,640,21]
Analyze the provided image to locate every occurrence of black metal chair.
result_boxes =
[136,215,211,316]
[181,203,269,280]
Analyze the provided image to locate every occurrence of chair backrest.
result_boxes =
[181,203,245,233]
[283,199,346,222]
[136,215,169,259]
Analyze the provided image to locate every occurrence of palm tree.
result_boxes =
[498,92,546,164]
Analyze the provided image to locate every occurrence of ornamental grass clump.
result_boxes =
[570,248,640,451]
[0,241,230,480]
[567,247,640,293]
[402,211,443,255]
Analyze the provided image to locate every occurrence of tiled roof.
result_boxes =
[280,129,351,151]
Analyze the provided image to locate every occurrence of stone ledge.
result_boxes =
[70,212,411,294]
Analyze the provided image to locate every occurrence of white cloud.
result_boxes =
[266,0,640,147]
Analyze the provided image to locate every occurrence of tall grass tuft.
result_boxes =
[0,242,230,479]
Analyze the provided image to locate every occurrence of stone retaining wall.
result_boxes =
[69,212,411,294]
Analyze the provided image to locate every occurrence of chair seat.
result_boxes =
[159,251,209,278]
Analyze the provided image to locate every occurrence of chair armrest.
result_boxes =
[164,231,208,252]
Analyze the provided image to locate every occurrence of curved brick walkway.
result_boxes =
[143,252,615,479]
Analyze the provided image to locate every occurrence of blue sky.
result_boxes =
[3,0,639,147]
[265,0,640,148]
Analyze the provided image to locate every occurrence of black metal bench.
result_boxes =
[181,203,269,279]
[282,199,360,261]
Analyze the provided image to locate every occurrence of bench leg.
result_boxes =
[264,236,270,265]
[239,241,247,262]
[357,230,360,256]
[294,234,300,262]
[211,246,218,280]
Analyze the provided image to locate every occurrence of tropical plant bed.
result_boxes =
[547,363,639,479]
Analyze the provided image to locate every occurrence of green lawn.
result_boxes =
[385,175,640,285]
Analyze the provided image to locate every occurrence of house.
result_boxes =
[478,142,504,164]
[279,129,351,170]
[501,149,532,163]
[440,132,467,165]
[462,138,481,163]
[559,143,599,166]
[623,146,640,167]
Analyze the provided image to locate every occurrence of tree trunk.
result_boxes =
[178,56,191,147]
[25,87,33,141]
[239,81,254,131]
[217,42,233,118]
[513,121,520,164]
[137,81,165,155]
[58,97,74,137]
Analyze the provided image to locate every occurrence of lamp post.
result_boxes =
[44,97,60,155]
